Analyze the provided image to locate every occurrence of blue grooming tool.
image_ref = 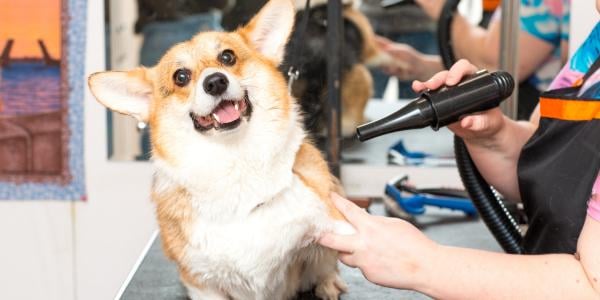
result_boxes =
[388,140,455,166]
[384,175,477,217]
[389,140,429,159]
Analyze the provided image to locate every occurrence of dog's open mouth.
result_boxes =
[190,93,253,132]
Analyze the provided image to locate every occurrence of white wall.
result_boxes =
[0,0,157,299]
[77,0,157,298]
[0,202,75,300]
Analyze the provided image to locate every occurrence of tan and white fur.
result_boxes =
[88,0,354,299]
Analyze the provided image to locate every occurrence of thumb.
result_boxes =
[318,232,356,253]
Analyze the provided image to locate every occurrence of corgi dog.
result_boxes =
[88,0,354,299]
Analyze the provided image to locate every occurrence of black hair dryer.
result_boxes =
[356,70,514,141]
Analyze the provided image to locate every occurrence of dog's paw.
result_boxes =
[315,274,347,300]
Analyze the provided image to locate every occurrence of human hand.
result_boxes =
[412,59,507,144]
[414,0,445,21]
[319,193,438,289]
[375,36,442,81]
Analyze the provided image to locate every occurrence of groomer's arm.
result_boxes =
[451,14,555,81]
[320,195,600,299]
[413,60,538,201]
[416,0,555,81]
[422,215,600,299]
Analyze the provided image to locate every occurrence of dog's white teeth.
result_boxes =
[234,102,240,111]
[212,113,221,123]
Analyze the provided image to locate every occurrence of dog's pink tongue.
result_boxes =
[214,102,240,123]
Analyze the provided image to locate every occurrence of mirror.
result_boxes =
[103,0,456,172]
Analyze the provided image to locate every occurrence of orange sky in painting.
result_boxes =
[0,0,61,59]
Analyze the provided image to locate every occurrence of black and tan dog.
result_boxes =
[283,0,393,138]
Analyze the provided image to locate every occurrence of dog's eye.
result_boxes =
[173,68,191,87]
[218,49,236,66]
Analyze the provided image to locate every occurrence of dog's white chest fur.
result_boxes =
[184,175,332,299]
[150,121,345,299]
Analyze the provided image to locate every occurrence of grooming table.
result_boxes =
[119,202,501,299]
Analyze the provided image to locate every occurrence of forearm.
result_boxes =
[451,15,554,82]
[418,54,444,81]
[415,244,599,300]
[464,116,537,201]
[451,14,497,71]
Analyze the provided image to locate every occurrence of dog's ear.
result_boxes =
[239,0,295,65]
[88,68,154,122]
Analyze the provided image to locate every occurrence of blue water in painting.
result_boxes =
[0,62,61,116]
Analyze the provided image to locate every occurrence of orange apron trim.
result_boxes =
[540,97,600,121]
[483,0,500,11]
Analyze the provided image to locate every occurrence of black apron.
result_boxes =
[518,58,600,254]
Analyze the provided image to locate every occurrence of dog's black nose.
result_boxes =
[203,72,229,96]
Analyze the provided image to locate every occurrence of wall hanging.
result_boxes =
[0,0,87,200]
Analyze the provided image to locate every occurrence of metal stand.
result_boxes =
[326,0,343,177]
[499,0,520,119]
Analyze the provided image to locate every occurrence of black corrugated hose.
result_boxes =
[454,137,523,253]
[438,0,524,254]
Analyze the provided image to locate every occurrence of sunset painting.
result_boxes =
[0,0,65,181]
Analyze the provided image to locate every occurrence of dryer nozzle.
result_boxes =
[356,70,514,141]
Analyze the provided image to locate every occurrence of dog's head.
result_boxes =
[89,0,297,162]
